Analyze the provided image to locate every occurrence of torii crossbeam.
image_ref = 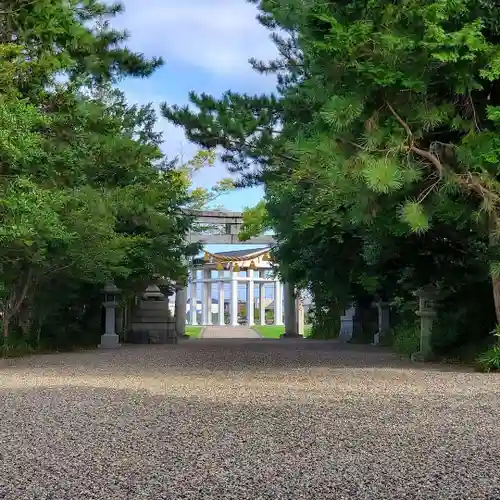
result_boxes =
[186,209,276,245]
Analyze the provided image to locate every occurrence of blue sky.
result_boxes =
[113,0,278,255]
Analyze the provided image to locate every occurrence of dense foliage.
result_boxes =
[163,0,500,358]
[0,1,198,352]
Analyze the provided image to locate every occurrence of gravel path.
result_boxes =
[0,339,499,500]
[201,326,261,339]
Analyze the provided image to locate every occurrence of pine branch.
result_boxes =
[386,101,445,177]
[385,102,413,138]
[0,0,38,15]
[385,101,500,223]
[411,145,445,177]
[417,178,440,203]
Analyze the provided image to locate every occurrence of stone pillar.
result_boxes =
[274,280,284,326]
[297,297,305,336]
[338,305,355,342]
[115,306,124,337]
[201,283,207,325]
[175,285,188,338]
[372,300,390,345]
[103,304,117,339]
[282,282,299,337]
[218,272,225,325]
[230,269,238,326]
[412,286,438,362]
[99,283,121,349]
[189,275,198,326]
[247,269,255,326]
[207,280,213,326]
[380,302,390,336]
[202,269,211,325]
[283,284,287,325]
[259,281,266,325]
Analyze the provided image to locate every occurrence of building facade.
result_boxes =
[187,248,284,327]
[172,247,301,336]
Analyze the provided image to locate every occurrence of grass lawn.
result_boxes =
[253,325,285,338]
[185,326,202,338]
[253,325,313,339]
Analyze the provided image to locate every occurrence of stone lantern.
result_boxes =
[130,282,176,344]
[155,276,175,298]
[99,282,121,349]
[142,284,164,301]
[411,285,438,362]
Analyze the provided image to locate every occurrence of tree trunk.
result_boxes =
[493,277,500,324]
[3,315,9,339]
[492,276,500,345]
[1,269,34,342]
[489,216,500,341]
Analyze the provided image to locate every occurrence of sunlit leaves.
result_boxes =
[361,156,404,193]
[183,160,236,211]
[486,105,500,123]
[186,149,217,170]
[481,50,500,80]
[320,95,364,132]
[399,200,430,233]
[0,177,69,252]
[490,261,500,280]
[239,201,269,241]
[213,177,235,194]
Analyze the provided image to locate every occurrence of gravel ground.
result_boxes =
[0,339,499,500]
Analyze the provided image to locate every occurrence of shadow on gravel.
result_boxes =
[171,339,477,374]
[0,339,479,375]
[0,385,498,500]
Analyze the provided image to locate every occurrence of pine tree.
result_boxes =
[162,0,500,339]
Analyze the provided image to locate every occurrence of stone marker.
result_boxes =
[130,284,177,344]
[372,300,390,345]
[411,285,438,362]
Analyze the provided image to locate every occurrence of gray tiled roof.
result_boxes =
[213,247,270,258]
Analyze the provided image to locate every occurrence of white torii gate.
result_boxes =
[187,209,276,245]
[174,209,302,337]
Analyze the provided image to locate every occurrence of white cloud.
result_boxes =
[116,0,278,75]
[115,1,275,197]
[121,88,239,189]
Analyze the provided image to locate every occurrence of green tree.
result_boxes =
[162,0,500,347]
[0,1,196,346]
